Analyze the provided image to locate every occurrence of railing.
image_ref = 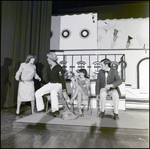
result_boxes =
[56,53,126,81]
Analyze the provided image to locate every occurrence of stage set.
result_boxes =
[13,12,149,135]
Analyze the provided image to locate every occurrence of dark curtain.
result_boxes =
[1,1,52,108]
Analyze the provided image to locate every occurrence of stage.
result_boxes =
[13,109,149,135]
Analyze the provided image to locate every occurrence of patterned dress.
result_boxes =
[15,62,40,102]
[77,78,90,100]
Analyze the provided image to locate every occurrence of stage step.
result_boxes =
[125,98,149,110]
[125,85,149,110]
[125,88,149,99]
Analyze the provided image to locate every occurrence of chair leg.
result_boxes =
[70,104,74,112]
[97,100,100,116]
[88,97,93,116]
[90,106,92,115]
[90,100,92,116]
[46,95,51,113]
[46,98,49,112]
[87,97,90,111]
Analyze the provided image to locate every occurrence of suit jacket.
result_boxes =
[95,68,122,96]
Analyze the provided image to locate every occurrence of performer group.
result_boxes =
[15,52,122,120]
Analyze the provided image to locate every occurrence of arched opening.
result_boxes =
[137,58,149,94]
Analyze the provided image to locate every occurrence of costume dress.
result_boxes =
[15,62,40,102]
[76,78,90,100]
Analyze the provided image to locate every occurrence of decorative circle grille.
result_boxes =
[80,29,90,38]
[59,61,70,71]
[91,61,101,74]
[75,61,87,71]
[61,29,70,38]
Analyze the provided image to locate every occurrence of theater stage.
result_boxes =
[13,109,149,135]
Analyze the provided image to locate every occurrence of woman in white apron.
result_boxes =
[15,55,41,114]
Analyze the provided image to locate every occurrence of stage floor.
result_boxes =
[13,109,149,134]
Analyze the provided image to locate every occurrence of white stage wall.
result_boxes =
[50,13,98,50]
[50,14,149,50]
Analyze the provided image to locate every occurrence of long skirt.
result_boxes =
[17,81,35,102]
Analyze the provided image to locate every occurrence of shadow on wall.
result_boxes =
[1,57,12,109]
[13,61,21,107]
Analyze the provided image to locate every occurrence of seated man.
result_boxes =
[70,69,90,117]
[96,58,122,120]
[35,52,69,117]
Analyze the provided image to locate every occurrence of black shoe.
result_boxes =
[79,113,84,117]
[52,111,60,117]
[99,111,105,118]
[114,113,119,120]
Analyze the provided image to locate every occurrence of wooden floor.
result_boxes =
[1,103,149,148]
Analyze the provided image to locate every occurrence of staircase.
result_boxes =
[125,86,149,110]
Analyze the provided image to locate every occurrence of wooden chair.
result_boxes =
[44,92,65,113]
[70,82,92,116]
[72,95,92,115]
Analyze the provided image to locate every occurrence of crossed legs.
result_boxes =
[71,86,83,115]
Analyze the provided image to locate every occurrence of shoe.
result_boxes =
[79,113,84,117]
[78,108,84,117]
[16,110,19,115]
[47,111,52,115]
[99,111,105,118]
[52,111,60,117]
[114,113,119,120]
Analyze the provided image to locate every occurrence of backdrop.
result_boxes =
[50,13,98,50]
[1,1,52,108]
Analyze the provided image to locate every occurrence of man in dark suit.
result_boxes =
[96,58,122,120]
